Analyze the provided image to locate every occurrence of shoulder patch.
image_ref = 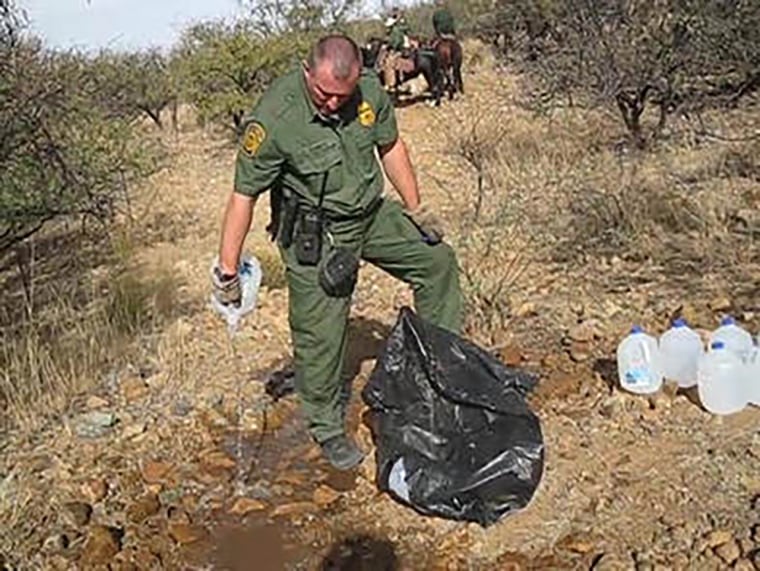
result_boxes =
[241,122,267,156]
[358,101,376,127]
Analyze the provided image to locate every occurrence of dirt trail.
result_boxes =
[2,42,760,570]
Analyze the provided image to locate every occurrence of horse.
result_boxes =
[431,37,464,100]
[361,37,445,107]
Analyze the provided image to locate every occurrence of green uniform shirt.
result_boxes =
[433,8,456,35]
[388,21,410,51]
[234,67,398,218]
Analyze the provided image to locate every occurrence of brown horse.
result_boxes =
[431,37,464,100]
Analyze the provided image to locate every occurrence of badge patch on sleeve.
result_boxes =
[358,101,376,127]
[242,122,267,156]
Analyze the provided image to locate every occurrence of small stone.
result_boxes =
[673,303,699,326]
[141,461,172,484]
[228,497,267,515]
[515,302,537,318]
[313,485,341,508]
[80,479,108,503]
[199,450,236,472]
[734,559,755,571]
[752,524,760,543]
[714,540,740,564]
[43,533,70,554]
[63,501,92,527]
[120,376,149,402]
[569,341,592,362]
[499,345,523,367]
[168,523,208,545]
[122,422,147,440]
[172,397,193,417]
[593,553,630,571]
[708,297,732,312]
[86,395,110,410]
[600,394,627,419]
[739,538,754,555]
[570,302,585,317]
[73,411,116,439]
[569,322,597,342]
[167,506,191,524]
[80,525,122,566]
[126,494,160,523]
[647,392,671,411]
[706,529,733,548]
[270,502,318,518]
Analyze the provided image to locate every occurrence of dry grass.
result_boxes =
[0,234,180,433]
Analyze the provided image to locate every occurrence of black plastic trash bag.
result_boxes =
[361,307,545,527]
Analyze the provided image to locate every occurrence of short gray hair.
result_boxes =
[307,34,362,80]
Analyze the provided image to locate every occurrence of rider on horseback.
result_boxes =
[381,9,415,92]
[432,0,457,43]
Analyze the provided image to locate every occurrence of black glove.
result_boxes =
[212,265,241,307]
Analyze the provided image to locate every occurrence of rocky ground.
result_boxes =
[2,41,760,570]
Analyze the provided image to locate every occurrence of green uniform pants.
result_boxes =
[278,198,463,443]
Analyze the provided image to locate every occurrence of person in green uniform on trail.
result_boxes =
[382,9,413,90]
[432,0,457,40]
[212,34,463,471]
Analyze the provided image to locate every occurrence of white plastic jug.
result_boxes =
[617,325,662,394]
[709,316,754,360]
[697,341,746,415]
[209,254,262,334]
[659,318,703,388]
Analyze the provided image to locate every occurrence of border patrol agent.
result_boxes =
[213,34,463,471]
[432,1,457,40]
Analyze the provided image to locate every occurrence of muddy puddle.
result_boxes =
[179,388,402,570]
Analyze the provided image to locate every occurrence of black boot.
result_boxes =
[320,434,365,470]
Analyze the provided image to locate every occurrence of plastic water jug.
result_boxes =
[617,325,662,394]
[709,316,754,360]
[659,318,703,388]
[697,341,745,415]
[209,254,262,334]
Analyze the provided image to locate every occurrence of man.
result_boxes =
[432,1,457,40]
[381,9,413,91]
[212,34,463,471]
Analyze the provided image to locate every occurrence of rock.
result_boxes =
[168,523,209,545]
[600,394,627,419]
[126,494,160,523]
[714,540,740,564]
[172,397,193,417]
[141,461,173,484]
[80,525,122,566]
[313,485,341,508]
[167,506,192,525]
[569,321,597,343]
[199,450,236,472]
[705,529,733,549]
[734,559,755,571]
[672,303,699,326]
[42,533,70,554]
[120,376,149,402]
[270,502,318,518]
[498,345,523,367]
[80,479,108,504]
[593,553,631,571]
[751,524,760,543]
[708,297,732,312]
[73,411,116,439]
[569,341,592,362]
[739,538,754,555]
[647,392,671,411]
[63,501,92,527]
[515,302,537,318]
[86,395,110,410]
[122,422,147,440]
[228,497,267,516]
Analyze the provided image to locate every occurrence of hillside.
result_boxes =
[2,39,760,570]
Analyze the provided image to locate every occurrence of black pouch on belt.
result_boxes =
[295,209,322,266]
[319,246,359,298]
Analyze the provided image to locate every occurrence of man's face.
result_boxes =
[304,61,360,117]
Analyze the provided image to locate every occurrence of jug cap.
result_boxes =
[720,315,736,326]
[711,341,726,350]
[630,325,644,334]
[672,318,687,328]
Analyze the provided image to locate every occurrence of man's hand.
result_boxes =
[212,265,242,307]
[403,203,445,244]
